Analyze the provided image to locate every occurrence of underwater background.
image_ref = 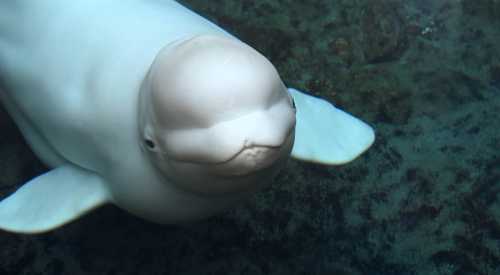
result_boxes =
[1,0,499,274]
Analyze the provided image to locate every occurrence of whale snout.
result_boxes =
[211,129,295,178]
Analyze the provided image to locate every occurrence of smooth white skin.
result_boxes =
[0,0,295,223]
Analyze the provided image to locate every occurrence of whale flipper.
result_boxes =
[0,165,110,234]
[288,88,375,165]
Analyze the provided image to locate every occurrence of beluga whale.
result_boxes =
[0,0,375,233]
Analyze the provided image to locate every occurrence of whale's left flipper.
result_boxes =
[0,165,110,234]
[288,88,375,165]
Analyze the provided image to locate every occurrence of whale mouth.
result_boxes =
[212,145,283,177]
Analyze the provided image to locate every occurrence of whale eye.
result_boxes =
[144,138,156,150]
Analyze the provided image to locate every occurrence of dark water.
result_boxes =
[1,1,499,274]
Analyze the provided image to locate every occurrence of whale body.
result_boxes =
[0,0,374,233]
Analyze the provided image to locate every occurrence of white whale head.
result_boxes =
[138,35,296,195]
